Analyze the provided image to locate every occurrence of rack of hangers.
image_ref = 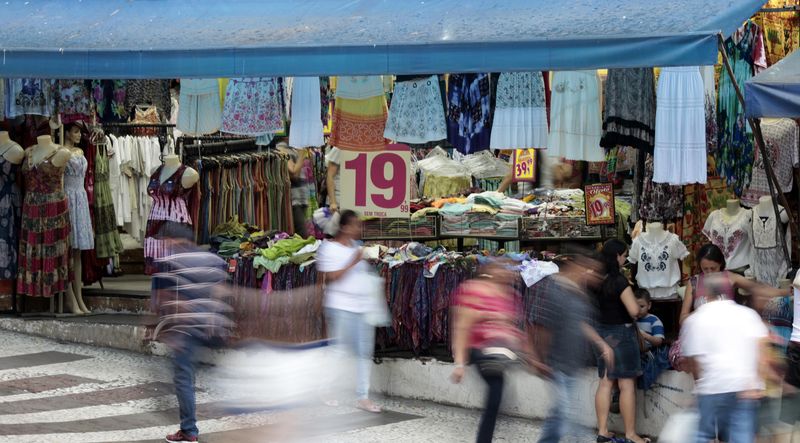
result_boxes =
[182,138,261,160]
[759,5,800,12]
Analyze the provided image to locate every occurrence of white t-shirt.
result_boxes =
[325,147,342,205]
[682,300,768,395]
[703,208,753,271]
[316,239,371,313]
[628,232,688,299]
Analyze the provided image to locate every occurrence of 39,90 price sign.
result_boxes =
[512,148,536,182]
[339,144,411,218]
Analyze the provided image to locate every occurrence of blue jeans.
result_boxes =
[326,308,375,399]
[538,371,592,443]
[696,392,757,443]
[172,337,201,437]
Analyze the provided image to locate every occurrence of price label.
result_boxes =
[584,183,615,225]
[512,149,537,182]
[339,144,411,218]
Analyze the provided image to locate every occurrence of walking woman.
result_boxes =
[595,239,650,443]
[316,209,381,413]
[450,259,526,443]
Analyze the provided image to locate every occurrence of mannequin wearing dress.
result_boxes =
[752,196,790,286]
[63,125,93,314]
[629,221,689,299]
[703,199,753,271]
[160,155,198,189]
[0,132,24,282]
[0,132,25,164]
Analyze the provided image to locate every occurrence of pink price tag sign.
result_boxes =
[339,144,412,218]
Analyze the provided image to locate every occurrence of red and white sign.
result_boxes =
[339,144,412,218]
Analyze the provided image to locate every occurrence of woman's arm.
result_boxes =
[450,306,480,383]
[581,322,614,369]
[680,280,694,325]
[287,150,306,178]
[731,273,791,298]
[326,162,340,211]
[619,286,641,319]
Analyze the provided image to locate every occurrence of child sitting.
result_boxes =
[635,289,670,390]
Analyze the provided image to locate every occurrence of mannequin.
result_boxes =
[160,154,199,189]
[703,200,753,271]
[725,198,742,217]
[629,220,689,299]
[29,135,71,168]
[62,124,93,314]
[751,196,790,286]
[0,132,24,164]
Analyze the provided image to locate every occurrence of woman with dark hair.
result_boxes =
[595,239,650,443]
[315,209,382,413]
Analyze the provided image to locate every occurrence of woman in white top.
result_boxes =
[316,210,381,412]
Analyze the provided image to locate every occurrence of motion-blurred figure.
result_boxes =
[450,259,527,443]
[682,271,769,443]
[151,225,233,443]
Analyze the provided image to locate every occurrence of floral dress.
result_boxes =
[91,80,128,123]
[0,152,21,279]
[447,74,493,155]
[222,78,285,136]
[93,146,123,259]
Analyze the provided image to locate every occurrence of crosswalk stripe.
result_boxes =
[0,351,92,370]
[0,374,102,396]
[0,382,173,415]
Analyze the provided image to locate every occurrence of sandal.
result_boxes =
[356,399,382,413]
[596,436,615,443]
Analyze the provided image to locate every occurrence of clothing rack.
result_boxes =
[183,138,260,159]
[759,5,800,12]
[102,123,177,128]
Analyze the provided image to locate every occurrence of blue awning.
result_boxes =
[0,0,766,78]
[745,49,800,118]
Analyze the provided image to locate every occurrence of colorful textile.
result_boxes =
[639,153,684,222]
[385,75,447,144]
[490,72,548,150]
[64,155,94,250]
[222,77,284,136]
[447,73,493,155]
[6,79,54,118]
[679,174,734,273]
[93,146,123,259]
[741,119,799,207]
[17,153,72,297]
[717,21,767,196]
[56,80,93,123]
[91,80,128,123]
[125,80,171,118]
[600,68,656,153]
[329,96,388,151]
[144,165,195,274]
[755,0,800,66]
[0,153,21,279]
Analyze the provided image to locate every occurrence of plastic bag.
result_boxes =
[659,410,698,443]
[364,272,391,327]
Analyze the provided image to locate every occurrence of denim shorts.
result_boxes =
[596,323,642,380]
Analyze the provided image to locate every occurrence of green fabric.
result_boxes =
[253,255,290,274]
[259,235,316,260]
[473,194,503,209]
[218,240,242,258]
[288,252,316,265]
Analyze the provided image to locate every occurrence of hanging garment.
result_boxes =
[56,80,93,124]
[490,72,548,150]
[6,79,54,118]
[639,153,684,222]
[92,80,128,124]
[0,80,5,121]
[700,66,718,155]
[384,75,447,145]
[679,176,735,273]
[717,21,767,196]
[0,151,21,280]
[330,76,388,152]
[93,145,123,259]
[125,80,171,119]
[600,68,656,153]
[144,165,194,274]
[222,77,284,136]
[702,208,754,270]
[177,79,222,136]
[741,119,799,207]
[547,71,604,161]
[653,67,707,185]
[629,232,689,299]
[751,205,790,287]
[288,77,325,148]
[17,152,71,297]
[447,73,493,155]
[755,0,800,66]
[64,155,95,250]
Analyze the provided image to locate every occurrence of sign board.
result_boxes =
[512,148,537,182]
[339,144,412,218]
[584,183,616,225]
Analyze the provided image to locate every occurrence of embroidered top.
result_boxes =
[702,208,753,270]
[629,231,689,297]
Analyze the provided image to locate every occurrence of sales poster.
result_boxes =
[584,183,615,225]
[512,148,536,182]
[338,144,412,218]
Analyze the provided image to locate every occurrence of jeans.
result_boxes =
[172,337,200,437]
[326,308,375,399]
[538,371,592,443]
[696,392,757,443]
[470,349,505,443]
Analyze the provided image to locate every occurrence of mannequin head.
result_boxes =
[696,243,726,274]
[64,123,82,148]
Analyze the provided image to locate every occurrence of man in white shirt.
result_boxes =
[782,274,800,431]
[682,273,768,443]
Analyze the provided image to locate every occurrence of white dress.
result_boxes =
[653,67,707,185]
[490,72,549,150]
[703,208,753,271]
[547,71,604,162]
[177,79,222,136]
[629,232,689,299]
[752,205,791,287]
[288,77,325,148]
[384,75,447,144]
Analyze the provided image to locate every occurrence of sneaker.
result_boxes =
[166,430,198,443]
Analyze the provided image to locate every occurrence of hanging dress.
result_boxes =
[0,147,21,280]
[64,155,94,250]
[741,119,800,207]
[446,73,493,155]
[638,153,684,222]
[17,151,71,297]
[751,206,790,287]
[717,21,767,196]
[177,79,222,136]
[600,68,656,153]
[56,80,93,124]
[653,67,707,185]
[490,72,548,150]
[330,76,388,152]
[144,165,195,274]
[93,145,123,259]
[384,75,447,145]
[221,78,284,136]
[547,71,604,161]
[91,80,129,124]
[288,77,325,148]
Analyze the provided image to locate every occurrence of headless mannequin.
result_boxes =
[644,221,669,243]
[63,126,90,315]
[160,154,199,188]
[0,132,24,164]
[725,198,742,217]
[755,196,789,224]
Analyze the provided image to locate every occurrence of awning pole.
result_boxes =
[717,33,795,265]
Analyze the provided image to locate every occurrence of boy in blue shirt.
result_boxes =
[635,289,665,350]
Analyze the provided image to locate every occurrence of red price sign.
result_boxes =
[339,144,411,218]
[584,183,615,225]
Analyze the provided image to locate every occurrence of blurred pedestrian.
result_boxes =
[682,271,770,443]
[278,140,311,238]
[528,252,613,443]
[151,225,234,443]
[780,273,800,440]
[316,209,381,412]
[450,259,526,443]
[594,239,650,443]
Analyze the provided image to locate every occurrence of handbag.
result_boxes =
[364,271,391,327]
[475,347,520,378]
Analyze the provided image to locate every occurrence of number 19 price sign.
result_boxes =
[339,144,412,218]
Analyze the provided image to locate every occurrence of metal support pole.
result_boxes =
[717,33,795,264]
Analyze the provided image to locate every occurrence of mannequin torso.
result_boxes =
[27,136,71,168]
[160,155,198,188]
[645,222,669,243]
[755,196,789,224]
[0,132,24,164]
[725,199,742,217]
